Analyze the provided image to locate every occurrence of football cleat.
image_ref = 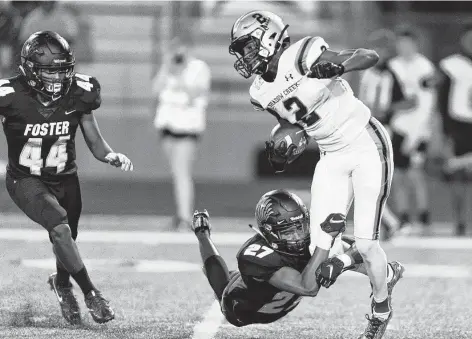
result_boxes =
[47,273,82,325]
[362,261,405,339]
[84,290,115,324]
[358,313,392,339]
[192,210,212,235]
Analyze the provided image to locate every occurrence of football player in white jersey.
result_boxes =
[229,11,395,339]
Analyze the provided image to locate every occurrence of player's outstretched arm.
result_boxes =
[317,48,379,74]
[267,213,346,297]
[79,112,133,171]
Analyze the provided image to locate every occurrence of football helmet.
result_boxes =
[253,189,310,256]
[229,11,289,78]
[19,31,75,100]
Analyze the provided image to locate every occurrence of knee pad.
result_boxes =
[49,224,72,244]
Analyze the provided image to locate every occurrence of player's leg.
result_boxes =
[353,119,396,331]
[309,152,354,253]
[390,131,411,227]
[162,134,197,229]
[192,210,231,301]
[5,174,83,324]
[450,175,469,236]
[58,175,114,323]
[408,141,431,234]
[380,204,400,239]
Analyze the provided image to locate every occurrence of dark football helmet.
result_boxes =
[253,189,310,256]
[19,31,75,100]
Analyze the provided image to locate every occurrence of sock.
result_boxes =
[56,264,72,287]
[71,266,96,295]
[337,254,352,268]
[204,255,231,301]
[386,263,393,283]
[373,297,391,318]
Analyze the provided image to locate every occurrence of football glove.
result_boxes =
[315,257,345,288]
[308,61,345,79]
[105,152,134,171]
[265,140,297,174]
[320,213,346,237]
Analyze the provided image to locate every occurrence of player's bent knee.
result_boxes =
[49,224,73,243]
[354,237,380,257]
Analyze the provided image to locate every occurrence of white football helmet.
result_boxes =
[229,11,289,78]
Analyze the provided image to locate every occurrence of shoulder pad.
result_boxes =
[71,73,102,111]
[0,78,16,108]
[293,36,328,75]
[237,238,283,280]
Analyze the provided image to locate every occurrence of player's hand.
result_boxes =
[265,140,297,173]
[307,61,344,79]
[315,257,345,288]
[320,213,346,237]
[105,152,134,171]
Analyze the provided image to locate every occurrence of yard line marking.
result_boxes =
[191,300,225,339]
[341,264,472,279]
[1,228,472,249]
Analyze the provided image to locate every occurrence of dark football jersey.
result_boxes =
[228,234,310,323]
[0,73,101,181]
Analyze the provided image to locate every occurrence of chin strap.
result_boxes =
[248,223,304,257]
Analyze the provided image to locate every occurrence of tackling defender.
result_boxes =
[0,31,133,324]
[229,11,396,338]
[192,190,404,328]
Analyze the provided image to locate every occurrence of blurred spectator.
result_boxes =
[151,38,211,230]
[18,1,79,50]
[359,29,415,238]
[438,26,472,236]
[388,28,437,235]
[0,1,21,77]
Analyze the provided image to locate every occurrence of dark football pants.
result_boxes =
[6,173,82,240]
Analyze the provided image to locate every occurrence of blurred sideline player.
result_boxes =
[192,190,404,327]
[440,26,472,236]
[229,11,396,338]
[388,28,436,235]
[358,29,416,237]
[152,38,211,230]
[0,31,133,325]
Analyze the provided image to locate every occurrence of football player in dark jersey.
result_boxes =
[0,31,133,325]
[192,190,405,332]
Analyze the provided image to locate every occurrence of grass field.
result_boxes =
[0,180,472,339]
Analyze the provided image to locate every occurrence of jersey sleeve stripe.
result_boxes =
[295,37,315,75]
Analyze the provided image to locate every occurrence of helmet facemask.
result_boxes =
[229,29,270,79]
[261,218,310,256]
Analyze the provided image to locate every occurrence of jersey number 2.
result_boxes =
[243,244,274,258]
[283,96,320,127]
[19,136,70,175]
[258,291,301,314]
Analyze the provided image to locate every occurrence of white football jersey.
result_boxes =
[249,36,371,152]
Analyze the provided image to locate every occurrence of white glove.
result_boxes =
[105,152,134,171]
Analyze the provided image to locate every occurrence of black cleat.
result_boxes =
[192,210,211,235]
[84,290,115,324]
[47,273,81,325]
[358,313,392,339]
[363,261,404,339]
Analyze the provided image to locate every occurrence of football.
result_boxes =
[270,121,308,157]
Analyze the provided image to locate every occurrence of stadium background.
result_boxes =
[0,2,472,339]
